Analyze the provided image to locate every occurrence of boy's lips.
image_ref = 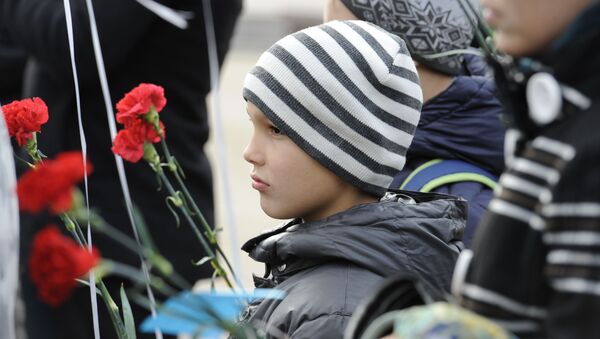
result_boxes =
[250,174,269,191]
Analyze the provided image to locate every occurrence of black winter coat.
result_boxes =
[1,1,241,338]
[240,191,466,339]
[1,0,241,281]
[458,4,600,338]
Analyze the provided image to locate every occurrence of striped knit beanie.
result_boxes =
[243,20,422,197]
[340,0,477,75]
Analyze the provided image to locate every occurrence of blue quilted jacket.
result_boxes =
[391,56,505,247]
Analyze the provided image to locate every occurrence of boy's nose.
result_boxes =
[243,137,264,165]
[242,144,253,164]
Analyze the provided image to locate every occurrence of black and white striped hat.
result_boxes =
[243,20,422,197]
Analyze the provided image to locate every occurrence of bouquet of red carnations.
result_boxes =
[3,84,279,339]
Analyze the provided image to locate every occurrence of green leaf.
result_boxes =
[132,204,158,252]
[165,197,181,227]
[120,285,137,339]
[128,291,158,312]
[74,279,103,297]
[192,256,214,267]
[179,191,196,216]
[99,282,128,339]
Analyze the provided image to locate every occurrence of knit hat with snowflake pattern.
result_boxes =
[340,0,477,75]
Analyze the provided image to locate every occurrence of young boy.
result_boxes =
[239,20,466,338]
[323,0,506,248]
[452,0,600,337]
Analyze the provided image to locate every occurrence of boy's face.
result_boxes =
[482,0,593,56]
[243,102,372,222]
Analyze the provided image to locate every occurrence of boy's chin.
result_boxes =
[260,203,294,220]
[495,32,550,57]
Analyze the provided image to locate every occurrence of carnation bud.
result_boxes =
[144,105,163,137]
[64,216,76,233]
[142,142,161,168]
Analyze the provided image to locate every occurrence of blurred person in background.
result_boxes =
[0,41,26,105]
[324,0,506,247]
[0,0,241,338]
[1,17,27,105]
[452,0,600,337]
[1,21,30,339]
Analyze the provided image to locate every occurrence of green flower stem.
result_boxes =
[98,281,129,339]
[155,167,233,288]
[81,211,192,291]
[61,213,131,339]
[61,214,86,246]
[159,139,212,233]
[70,187,192,290]
[159,138,239,286]
[72,217,89,248]
[100,260,177,297]
[25,133,43,164]
[13,152,35,168]
[171,161,237,280]
[156,169,214,257]
[127,291,153,312]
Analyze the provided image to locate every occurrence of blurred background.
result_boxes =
[205,0,322,288]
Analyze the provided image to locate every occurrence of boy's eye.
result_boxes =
[269,125,283,135]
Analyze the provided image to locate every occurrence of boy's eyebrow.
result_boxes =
[247,109,266,123]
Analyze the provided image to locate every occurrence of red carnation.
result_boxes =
[111,128,145,163]
[112,120,165,163]
[1,97,49,146]
[29,225,100,307]
[17,152,93,214]
[116,83,166,127]
[128,119,165,143]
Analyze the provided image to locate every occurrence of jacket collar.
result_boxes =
[242,190,466,278]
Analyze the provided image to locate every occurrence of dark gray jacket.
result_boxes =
[240,191,466,339]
